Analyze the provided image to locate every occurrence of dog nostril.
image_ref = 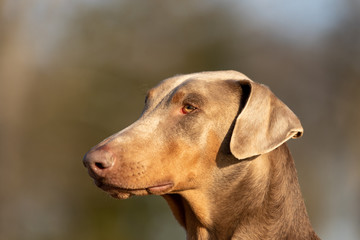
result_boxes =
[83,149,115,172]
[95,162,106,170]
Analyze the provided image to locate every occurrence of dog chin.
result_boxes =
[110,192,132,199]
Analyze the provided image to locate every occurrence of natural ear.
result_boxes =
[230,80,303,160]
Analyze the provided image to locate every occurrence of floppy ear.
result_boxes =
[230,80,303,160]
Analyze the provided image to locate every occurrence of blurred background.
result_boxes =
[0,0,359,239]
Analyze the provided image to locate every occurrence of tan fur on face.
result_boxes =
[84,71,319,240]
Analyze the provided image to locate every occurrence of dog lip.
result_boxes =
[95,180,174,196]
[146,182,174,194]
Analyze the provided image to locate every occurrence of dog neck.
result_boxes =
[163,144,318,240]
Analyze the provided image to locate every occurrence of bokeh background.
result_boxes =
[1,0,359,239]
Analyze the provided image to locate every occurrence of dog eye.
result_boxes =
[181,104,197,114]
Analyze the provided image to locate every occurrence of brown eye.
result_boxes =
[181,104,197,114]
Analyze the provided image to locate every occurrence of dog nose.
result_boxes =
[83,148,115,175]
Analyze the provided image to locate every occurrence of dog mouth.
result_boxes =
[94,180,174,199]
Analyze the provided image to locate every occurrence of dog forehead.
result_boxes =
[150,70,251,99]
[165,70,250,86]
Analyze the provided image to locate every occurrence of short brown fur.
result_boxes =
[83,70,320,240]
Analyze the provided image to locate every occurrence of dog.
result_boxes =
[83,70,319,239]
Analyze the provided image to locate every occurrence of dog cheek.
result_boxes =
[203,131,222,163]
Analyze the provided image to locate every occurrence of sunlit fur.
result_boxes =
[84,71,319,240]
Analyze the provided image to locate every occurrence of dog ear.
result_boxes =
[230,80,303,160]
